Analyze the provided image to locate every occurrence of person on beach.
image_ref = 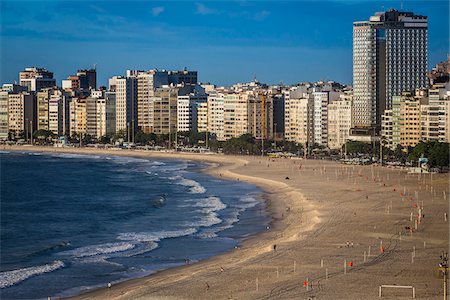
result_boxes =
[273,244,277,251]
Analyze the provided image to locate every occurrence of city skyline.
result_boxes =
[1,1,448,87]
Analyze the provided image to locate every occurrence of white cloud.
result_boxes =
[195,3,216,15]
[152,6,165,16]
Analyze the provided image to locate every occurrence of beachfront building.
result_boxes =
[382,89,428,149]
[420,82,450,143]
[399,91,425,148]
[197,102,208,133]
[272,92,285,141]
[223,93,249,140]
[48,90,70,137]
[286,94,314,146]
[352,10,428,138]
[69,98,87,136]
[284,85,309,142]
[207,91,225,141]
[19,67,56,92]
[109,76,138,137]
[7,92,36,138]
[85,91,116,139]
[247,91,274,141]
[177,86,207,133]
[0,91,8,139]
[327,92,353,150]
[36,88,53,131]
[137,70,169,133]
[312,90,341,146]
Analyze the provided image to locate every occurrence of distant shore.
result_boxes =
[3,145,449,299]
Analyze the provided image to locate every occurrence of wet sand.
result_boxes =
[3,145,449,299]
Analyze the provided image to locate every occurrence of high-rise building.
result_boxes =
[207,91,225,141]
[110,76,138,137]
[69,98,87,136]
[19,67,56,92]
[37,88,52,131]
[286,94,314,145]
[352,10,428,135]
[168,70,198,85]
[48,90,70,136]
[0,91,9,139]
[137,70,169,133]
[7,92,36,138]
[177,86,207,133]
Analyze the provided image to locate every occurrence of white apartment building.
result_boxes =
[48,90,70,136]
[223,93,249,140]
[177,87,207,132]
[207,92,225,141]
[286,94,314,145]
[110,76,137,134]
[69,98,87,136]
[327,93,353,150]
[0,91,8,139]
[197,102,208,133]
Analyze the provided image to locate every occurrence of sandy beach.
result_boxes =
[3,145,449,299]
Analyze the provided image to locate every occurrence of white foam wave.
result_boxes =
[59,242,135,258]
[0,260,65,289]
[237,195,259,209]
[117,228,197,243]
[169,175,206,194]
[0,151,10,154]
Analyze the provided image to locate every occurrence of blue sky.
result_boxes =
[1,0,448,86]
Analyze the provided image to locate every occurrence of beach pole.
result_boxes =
[411,252,414,264]
[321,259,324,268]
[413,246,416,257]
[369,246,371,257]
[277,267,279,279]
[415,219,418,230]
[399,231,402,241]
[326,268,328,280]
[306,278,309,291]
[256,277,259,291]
[364,251,367,262]
[410,212,413,222]
[423,241,426,249]
[294,260,296,273]
[344,260,347,274]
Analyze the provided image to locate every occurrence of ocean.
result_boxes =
[0,151,269,299]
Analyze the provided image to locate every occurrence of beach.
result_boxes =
[3,145,449,299]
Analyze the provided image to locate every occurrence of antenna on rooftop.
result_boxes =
[93,63,97,70]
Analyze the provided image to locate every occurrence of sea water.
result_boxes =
[0,151,269,299]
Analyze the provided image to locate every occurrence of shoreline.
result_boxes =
[3,146,318,299]
[2,145,448,299]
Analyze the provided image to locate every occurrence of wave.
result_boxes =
[117,228,198,243]
[59,242,135,259]
[182,196,226,228]
[0,260,65,289]
[236,195,259,209]
[168,175,206,194]
[0,150,10,154]
[196,195,258,239]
